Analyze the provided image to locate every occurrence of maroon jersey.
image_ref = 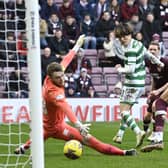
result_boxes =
[145,57,168,89]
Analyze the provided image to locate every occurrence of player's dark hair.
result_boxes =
[149,41,160,50]
[114,23,133,38]
[47,62,63,77]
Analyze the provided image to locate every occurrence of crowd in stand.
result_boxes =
[0,0,168,98]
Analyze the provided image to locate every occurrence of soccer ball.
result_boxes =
[63,140,83,160]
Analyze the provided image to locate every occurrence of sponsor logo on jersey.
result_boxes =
[56,94,64,100]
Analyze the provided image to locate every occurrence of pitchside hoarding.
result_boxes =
[0,98,168,123]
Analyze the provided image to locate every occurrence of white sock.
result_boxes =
[117,130,125,138]
[155,132,163,142]
[134,126,141,135]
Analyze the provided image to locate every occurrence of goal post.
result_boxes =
[0,0,44,167]
[26,0,44,167]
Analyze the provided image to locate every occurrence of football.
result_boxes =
[63,140,83,160]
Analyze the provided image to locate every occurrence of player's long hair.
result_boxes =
[114,23,133,39]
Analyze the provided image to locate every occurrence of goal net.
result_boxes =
[0,0,44,167]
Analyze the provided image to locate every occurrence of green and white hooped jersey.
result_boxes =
[122,39,146,88]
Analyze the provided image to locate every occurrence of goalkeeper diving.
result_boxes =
[14,35,137,156]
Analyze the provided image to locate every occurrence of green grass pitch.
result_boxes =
[0,122,168,168]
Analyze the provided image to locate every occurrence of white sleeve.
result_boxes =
[117,64,136,73]
[145,49,164,67]
[113,39,125,60]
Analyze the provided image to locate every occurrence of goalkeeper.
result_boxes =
[14,35,136,156]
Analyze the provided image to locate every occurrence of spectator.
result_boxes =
[0,39,6,68]
[153,0,168,31]
[129,13,143,35]
[92,0,109,22]
[63,16,80,49]
[76,67,94,97]
[47,13,63,35]
[40,0,58,21]
[108,0,121,26]
[109,81,122,98]
[16,0,26,30]
[64,69,78,97]
[75,0,93,23]
[40,18,48,49]
[80,13,97,49]
[95,10,115,49]
[47,28,69,61]
[138,0,154,21]
[4,69,28,98]
[120,0,139,22]
[59,0,75,22]
[134,32,144,42]
[141,12,162,47]
[6,32,18,68]
[0,12,15,40]
[103,30,124,67]
[67,48,92,78]
[152,33,167,57]
[41,47,60,83]
[17,31,27,67]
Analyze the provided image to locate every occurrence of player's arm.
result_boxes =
[145,49,164,68]
[61,35,85,71]
[115,52,136,74]
[56,100,91,136]
[153,82,168,95]
[160,84,168,103]
[48,89,91,136]
[115,64,136,73]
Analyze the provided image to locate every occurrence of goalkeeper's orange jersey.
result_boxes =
[43,50,78,129]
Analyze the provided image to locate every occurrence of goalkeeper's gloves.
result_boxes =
[72,35,85,53]
[74,121,91,136]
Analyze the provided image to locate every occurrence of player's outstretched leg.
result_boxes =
[86,135,137,156]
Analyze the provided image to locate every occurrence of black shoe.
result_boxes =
[14,146,25,154]
[125,149,137,156]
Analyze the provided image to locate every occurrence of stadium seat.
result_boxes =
[105,74,119,85]
[97,49,105,59]
[84,49,97,57]
[162,32,168,39]
[89,57,97,67]
[97,49,114,67]
[94,85,108,97]
[103,67,118,74]
[164,40,168,49]
[91,67,103,74]
[107,85,115,95]
[91,74,104,85]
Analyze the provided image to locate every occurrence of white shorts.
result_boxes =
[120,86,145,105]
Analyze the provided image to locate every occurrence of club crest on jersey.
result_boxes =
[56,94,64,100]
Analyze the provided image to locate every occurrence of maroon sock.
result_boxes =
[155,98,167,132]
[155,115,165,132]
